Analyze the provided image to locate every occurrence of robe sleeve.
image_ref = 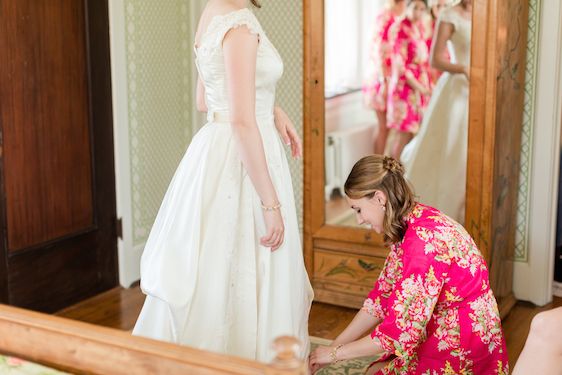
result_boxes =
[371,237,449,359]
[361,246,400,320]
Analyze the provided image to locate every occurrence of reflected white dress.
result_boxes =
[400,7,471,223]
[132,8,313,362]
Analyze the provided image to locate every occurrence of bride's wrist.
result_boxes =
[261,201,281,212]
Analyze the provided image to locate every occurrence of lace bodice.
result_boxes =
[439,7,472,66]
[194,8,283,120]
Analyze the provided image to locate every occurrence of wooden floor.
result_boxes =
[56,286,562,367]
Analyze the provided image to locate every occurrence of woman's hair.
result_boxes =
[428,0,451,18]
[250,0,261,8]
[344,155,416,245]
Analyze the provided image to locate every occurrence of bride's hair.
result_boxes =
[250,0,261,8]
[344,155,416,245]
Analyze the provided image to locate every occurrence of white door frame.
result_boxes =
[513,0,562,306]
[108,0,139,287]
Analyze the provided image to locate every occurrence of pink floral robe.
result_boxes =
[363,10,398,112]
[363,204,509,374]
[387,18,431,133]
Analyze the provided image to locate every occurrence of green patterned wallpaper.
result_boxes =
[515,0,541,262]
[124,0,192,246]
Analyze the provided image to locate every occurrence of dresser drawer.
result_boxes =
[312,249,386,304]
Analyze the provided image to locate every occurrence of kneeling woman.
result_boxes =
[309,155,508,374]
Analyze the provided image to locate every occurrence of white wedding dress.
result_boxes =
[132,8,313,362]
[400,7,471,224]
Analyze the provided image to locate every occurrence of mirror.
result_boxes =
[305,0,527,317]
[324,0,472,227]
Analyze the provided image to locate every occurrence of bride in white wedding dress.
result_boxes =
[400,0,472,224]
[132,0,313,362]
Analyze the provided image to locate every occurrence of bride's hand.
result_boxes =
[462,65,470,80]
[274,106,302,159]
[260,207,284,251]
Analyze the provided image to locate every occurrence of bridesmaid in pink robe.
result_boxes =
[386,0,431,160]
[309,155,509,375]
[363,0,406,155]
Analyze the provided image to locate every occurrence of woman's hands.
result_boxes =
[418,84,431,96]
[308,345,334,374]
[405,70,431,96]
[308,330,387,373]
[260,208,284,252]
[274,106,302,159]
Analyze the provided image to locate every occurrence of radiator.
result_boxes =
[325,123,374,200]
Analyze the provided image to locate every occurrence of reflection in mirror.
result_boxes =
[324,0,472,227]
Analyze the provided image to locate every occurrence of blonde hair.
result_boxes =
[344,155,416,245]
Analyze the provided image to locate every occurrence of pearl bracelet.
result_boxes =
[261,201,281,211]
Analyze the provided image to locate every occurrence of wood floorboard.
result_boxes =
[55,286,562,367]
[55,286,145,330]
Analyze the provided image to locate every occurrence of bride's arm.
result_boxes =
[430,20,468,78]
[223,25,284,251]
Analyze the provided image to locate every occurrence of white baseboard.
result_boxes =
[118,241,144,288]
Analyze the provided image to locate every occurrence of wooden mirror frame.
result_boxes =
[303,0,528,317]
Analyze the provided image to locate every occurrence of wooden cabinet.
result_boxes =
[303,0,529,318]
[0,0,118,313]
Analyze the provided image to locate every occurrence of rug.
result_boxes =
[0,355,70,375]
[309,336,380,375]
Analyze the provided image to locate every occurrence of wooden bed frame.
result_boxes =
[0,304,306,375]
